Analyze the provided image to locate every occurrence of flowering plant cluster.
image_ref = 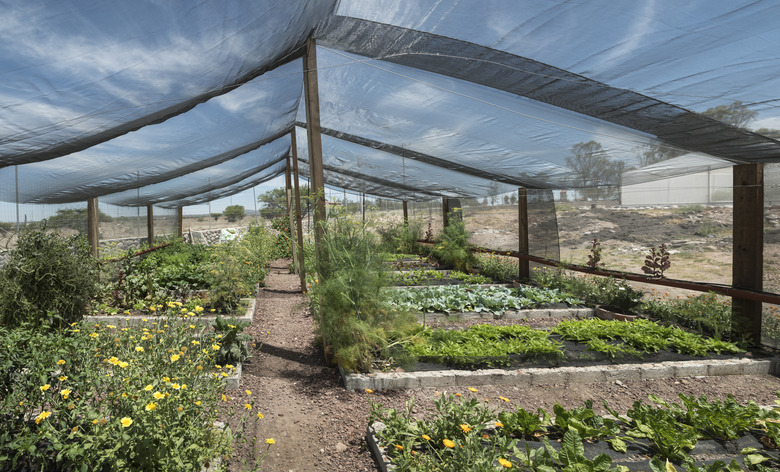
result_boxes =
[0,315,262,471]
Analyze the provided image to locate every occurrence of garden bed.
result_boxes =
[85,297,255,327]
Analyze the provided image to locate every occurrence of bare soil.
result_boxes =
[227,259,780,471]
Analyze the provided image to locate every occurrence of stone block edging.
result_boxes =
[84,298,256,327]
[415,307,593,322]
[343,357,780,391]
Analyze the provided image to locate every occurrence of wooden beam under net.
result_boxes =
[87,197,99,258]
[291,128,306,293]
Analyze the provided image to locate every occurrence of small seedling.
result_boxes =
[642,244,671,278]
[586,238,603,270]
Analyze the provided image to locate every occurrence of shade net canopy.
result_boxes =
[1,0,780,207]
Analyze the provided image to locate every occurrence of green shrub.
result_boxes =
[0,226,98,330]
[222,204,245,222]
[308,212,416,372]
[477,253,519,283]
[431,212,476,272]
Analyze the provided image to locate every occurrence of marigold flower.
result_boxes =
[146,402,158,411]
[459,424,471,433]
[455,393,462,397]
[266,438,275,445]
[498,458,513,468]
[120,417,133,428]
[365,389,374,394]
[443,439,455,448]
[467,387,478,393]
[395,444,403,450]
[40,384,50,392]
[35,411,51,424]
[177,406,183,412]
[499,396,510,402]
[495,421,504,428]
[57,359,66,365]
[422,435,431,441]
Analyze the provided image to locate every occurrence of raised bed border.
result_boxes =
[84,298,256,327]
[342,357,780,391]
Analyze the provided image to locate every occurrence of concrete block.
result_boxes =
[604,366,641,382]
[529,368,569,385]
[568,366,607,384]
[707,360,745,376]
[639,364,675,380]
[673,362,709,378]
[740,359,773,376]
[419,371,458,388]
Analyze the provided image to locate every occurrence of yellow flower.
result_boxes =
[118,361,129,368]
[92,419,98,425]
[35,411,51,424]
[153,392,164,400]
[196,365,203,371]
[58,376,68,382]
[222,394,227,402]
[467,387,478,393]
[365,389,374,394]
[61,389,72,399]
[192,341,200,346]
[171,383,181,390]
[459,424,471,433]
[145,402,158,411]
[195,401,202,406]
[135,346,144,352]
[244,403,252,410]
[257,412,264,419]
[499,396,510,402]
[395,444,403,450]
[170,354,180,362]
[57,359,65,365]
[266,438,275,445]
[108,357,119,365]
[89,333,99,338]
[71,426,78,433]
[177,406,183,412]
[162,376,170,382]
[212,344,220,351]
[120,417,133,428]
[149,306,156,312]
[422,435,431,441]
[181,384,187,390]
[498,458,512,468]
[245,390,252,395]
[144,385,153,391]
[40,384,51,392]
[443,439,455,448]
[495,421,504,428]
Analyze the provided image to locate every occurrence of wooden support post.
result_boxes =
[402,200,409,226]
[291,129,306,293]
[87,197,99,258]
[303,38,326,272]
[176,207,183,238]
[146,204,154,246]
[732,163,764,344]
[518,188,530,281]
[285,154,298,273]
[442,197,450,228]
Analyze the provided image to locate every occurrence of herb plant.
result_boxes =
[642,244,671,278]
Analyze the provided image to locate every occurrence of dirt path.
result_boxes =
[231,259,780,471]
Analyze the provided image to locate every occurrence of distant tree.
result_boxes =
[510,193,517,205]
[638,101,760,168]
[257,185,310,218]
[503,194,510,205]
[701,100,757,128]
[211,213,221,221]
[482,197,488,206]
[222,205,245,223]
[46,208,113,234]
[756,128,780,140]
[566,141,627,200]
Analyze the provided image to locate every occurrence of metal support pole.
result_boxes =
[87,197,99,258]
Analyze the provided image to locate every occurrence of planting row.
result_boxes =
[0,315,258,471]
[369,390,780,471]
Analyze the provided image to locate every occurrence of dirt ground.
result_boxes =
[228,260,780,471]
